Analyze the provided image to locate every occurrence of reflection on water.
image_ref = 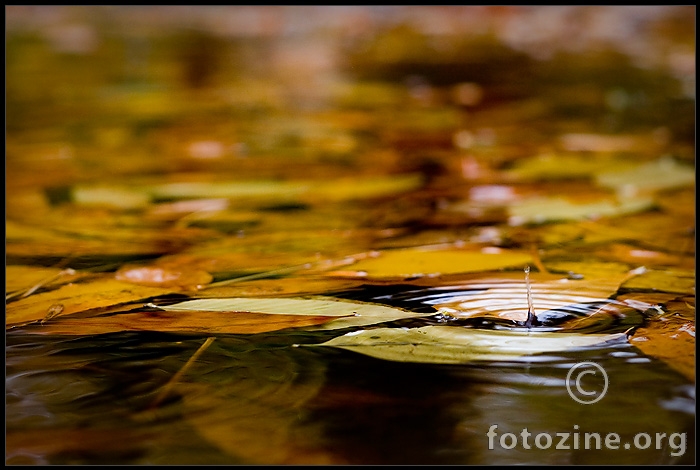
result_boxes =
[6,323,696,464]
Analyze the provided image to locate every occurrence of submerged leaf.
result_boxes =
[310,326,627,364]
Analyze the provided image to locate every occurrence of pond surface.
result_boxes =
[5,6,696,465]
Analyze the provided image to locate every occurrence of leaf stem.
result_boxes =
[150,336,216,409]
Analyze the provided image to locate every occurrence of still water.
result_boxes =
[6,6,695,465]
[6,311,695,464]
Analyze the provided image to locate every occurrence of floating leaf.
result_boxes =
[72,185,151,210]
[506,153,635,181]
[6,265,84,297]
[558,133,654,153]
[103,173,424,205]
[6,218,212,261]
[144,198,232,222]
[595,156,695,194]
[629,296,695,381]
[149,180,311,201]
[25,310,342,336]
[326,247,533,280]
[621,269,696,295]
[600,244,693,268]
[508,195,654,225]
[308,173,423,202]
[159,297,430,331]
[6,278,173,328]
[197,276,364,298]
[543,260,634,279]
[115,265,213,290]
[309,326,628,364]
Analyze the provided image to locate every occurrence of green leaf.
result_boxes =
[310,326,627,364]
[161,296,431,331]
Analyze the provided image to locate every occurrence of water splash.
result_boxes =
[524,266,538,329]
[372,273,651,333]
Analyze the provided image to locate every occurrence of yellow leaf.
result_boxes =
[506,153,636,181]
[161,297,429,331]
[309,326,628,364]
[622,269,696,296]
[6,278,173,328]
[308,173,423,202]
[72,185,151,210]
[196,276,363,298]
[631,321,695,382]
[6,265,83,296]
[328,247,533,280]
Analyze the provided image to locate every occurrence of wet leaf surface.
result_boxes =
[629,296,696,381]
[158,297,432,331]
[310,326,628,364]
[327,246,534,280]
[24,310,343,336]
[6,278,173,327]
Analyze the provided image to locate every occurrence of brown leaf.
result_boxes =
[21,309,346,335]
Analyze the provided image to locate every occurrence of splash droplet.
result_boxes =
[524,266,538,328]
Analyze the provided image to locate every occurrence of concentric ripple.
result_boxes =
[382,276,654,333]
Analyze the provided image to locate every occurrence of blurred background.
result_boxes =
[6,6,695,187]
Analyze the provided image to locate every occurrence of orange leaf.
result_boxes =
[21,309,346,335]
[6,278,173,328]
